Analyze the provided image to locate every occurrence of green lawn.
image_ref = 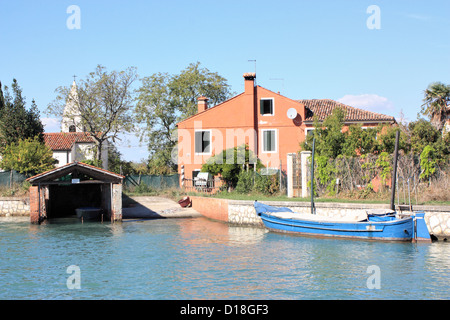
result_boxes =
[192,191,390,204]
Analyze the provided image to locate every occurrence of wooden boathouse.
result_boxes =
[27,162,124,224]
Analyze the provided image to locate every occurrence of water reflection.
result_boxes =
[0,216,449,299]
[228,226,267,246]
[174,217,267,248]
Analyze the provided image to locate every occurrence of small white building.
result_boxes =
[43,132,108,168]
[43,80,108,169]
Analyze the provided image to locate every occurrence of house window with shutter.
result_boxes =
[260,98,274,116]
[195,130,211,154]
[262,129,277,153]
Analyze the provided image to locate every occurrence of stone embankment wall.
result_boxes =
[228,202,264,227]
[424,212,450,240]
[2,195,449,240]
[191,196,450,240]
[0,198,29,217]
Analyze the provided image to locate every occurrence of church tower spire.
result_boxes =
[61,79,83,132]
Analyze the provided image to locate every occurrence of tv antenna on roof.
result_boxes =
[248,59,256,74]
[248,59,256,85]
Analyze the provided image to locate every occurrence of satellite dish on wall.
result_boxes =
[287,108,298,119]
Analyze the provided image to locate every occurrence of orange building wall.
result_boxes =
[177,74,309,179]
[176,74,390,182]
[254,86,306,170]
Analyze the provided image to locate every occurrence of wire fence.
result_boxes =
[0,170,28,187]
[181,177,224,194]
[311,153,450,203]
[123,174,180,190]
[0,170,181,193]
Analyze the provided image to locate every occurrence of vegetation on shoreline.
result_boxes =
[121,184,450,206]
[1,70,449,207]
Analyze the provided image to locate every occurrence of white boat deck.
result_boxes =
[269,211,369,223]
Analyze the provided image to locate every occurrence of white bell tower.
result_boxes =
[61,79,83,132]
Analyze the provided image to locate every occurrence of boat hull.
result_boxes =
[178,196,192,208]
[258,212,414,241]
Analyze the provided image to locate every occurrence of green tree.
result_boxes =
[0,79,44,152]
[0,137,56,175]
[136,62,233,171]
[377,125,408,154]
[408,119,441,154]
[342,125,380,157]
[315,155,338,194]
[201,145,262,189]
[170,62,233,118]
[0,81,5,110]
[107,144,136,175]
[406,118,449,161]
[47,65,138,167]
[420,82,450,131]
[419,145,437,182]
[301,107,347,158]
[135,72,179,171]
[375,151,392,190]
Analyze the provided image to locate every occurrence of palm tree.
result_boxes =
[421,82,450,131]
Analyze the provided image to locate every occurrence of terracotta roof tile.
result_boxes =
[43,132,95,151]
[297,99,395,123]
[243,72,256,79]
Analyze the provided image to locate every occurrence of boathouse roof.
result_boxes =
[27,161,124,185]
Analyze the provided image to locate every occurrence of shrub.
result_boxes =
[235,171,280,195]
[201,144,263,189]
[419,145,437,182]
[255,174,279,195]
[0,136,56,175]
[235,171,254,194]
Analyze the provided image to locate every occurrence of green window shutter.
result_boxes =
[263,130,275,151]
[195,131,211,153]
[265,100,271,114]
[195,132,202,153]
[203,131,211,153]
[269,131,273,151]
[260,99,273,115]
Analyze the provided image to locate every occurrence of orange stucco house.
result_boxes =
[176,73,395,183]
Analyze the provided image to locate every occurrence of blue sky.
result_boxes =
[1,0,449,162]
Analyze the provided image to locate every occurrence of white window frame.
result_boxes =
[305,127,315,136]
[194,129,212,155]
[261,129,277,153]
[304,128,315,145]
[305,128,315,135]
[260,98,275,116]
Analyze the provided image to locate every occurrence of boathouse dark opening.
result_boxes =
[47,184,102,219]
[27,162,124,224]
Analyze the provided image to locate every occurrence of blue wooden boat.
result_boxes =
[255,134,431,242]
[254,201,430,242]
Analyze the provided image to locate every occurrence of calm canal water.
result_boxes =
[0,216,449,300]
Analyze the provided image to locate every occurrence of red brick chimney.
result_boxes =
[197,96,209,113]
[243,72,256,94]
